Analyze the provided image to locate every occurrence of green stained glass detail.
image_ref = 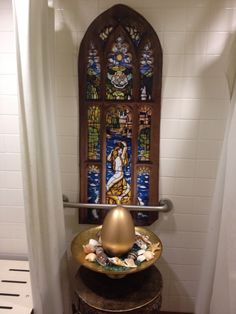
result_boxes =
[140,42,154,101]
[86,43,101,100]
[88,106,100,160]
[106,37,133,100]
[138,106,152,161]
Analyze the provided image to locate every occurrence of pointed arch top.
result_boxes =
[78,5,163,225]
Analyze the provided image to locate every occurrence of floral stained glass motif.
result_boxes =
[138,106,152,161]
[99,26,113,41]
[136,167,150,221]
[88,106,101,160]
[87,165,101,222]
[106,37,133,100]
[140,42,154,101]
[125,25,141,46]
[86,43,101,100]
[106,107,132,204]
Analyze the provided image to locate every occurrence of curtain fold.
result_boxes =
[12,1,71,313]
[195,77,236,314]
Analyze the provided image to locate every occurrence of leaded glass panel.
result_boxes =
[106,107,132,204]
[86,43,101,100]
[87,165,101,221]
[106,37,133,100]
[138,106,152,161]
[88,106,100,160]
[140,42,154,101]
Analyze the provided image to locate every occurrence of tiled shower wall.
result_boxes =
[0,0,27,258]
[54,0,234,312]
[0,0,235,312]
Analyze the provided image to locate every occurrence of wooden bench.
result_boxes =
[0,260,33,314]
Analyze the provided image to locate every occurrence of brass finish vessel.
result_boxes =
[71,225,162,279]
[101,206,135,257]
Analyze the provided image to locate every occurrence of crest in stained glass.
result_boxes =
[88,106,100,160]
[99,26,113,41]
[86,43,101,100]
[106,37,133,100]
[106,107,132,204]
[140,42,154,101]
[125,25,141,46]
[87,165,101,222]
[138,106,152,161]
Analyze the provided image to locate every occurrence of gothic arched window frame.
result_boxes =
[78,4,162,225]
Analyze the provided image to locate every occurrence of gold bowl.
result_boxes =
[71,225,162,279]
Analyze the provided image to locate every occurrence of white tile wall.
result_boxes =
[0,0,233,311]
[0,1,28,258]
[54,1,233,312]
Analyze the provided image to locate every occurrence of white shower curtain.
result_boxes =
[195,81,236,312]
[13,1,71,313]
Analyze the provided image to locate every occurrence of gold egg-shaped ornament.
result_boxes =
[101,206,135,257]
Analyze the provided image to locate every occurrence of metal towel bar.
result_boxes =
[63,196,173,213]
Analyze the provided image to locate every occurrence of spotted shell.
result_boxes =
[128,251,138,260]
[96,252,108,266]
[124,258,137,268]
[108,257,126,267]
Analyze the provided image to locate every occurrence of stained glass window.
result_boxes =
[86,43,101,100]
[106,37,133,100]
[106,107,132,204]
[137,167,150,205]
[88,106,100,160]
[87,165,101,222]
[136,167,150,222]
[140,42,154,101]
[138,106,152,161]
[79,4,162,225]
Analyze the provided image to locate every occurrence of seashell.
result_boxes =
[85,253,96,262]
[124,258,137,268]
[149,242,161,253]
[95,246,104,255]
[137,249,145,256]
[128,251,138,260]
[89,239,100,247]
[83,244,95,254]
[137,255,146,263]
[135,232,151,245]
[108,257,126,267]
[135,239,147,250]
[143,251,154,261]
[96,252,108,267]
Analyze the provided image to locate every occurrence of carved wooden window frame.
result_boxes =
[78,4,162,225]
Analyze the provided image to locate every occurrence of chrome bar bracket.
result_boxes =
[63,195,173,213]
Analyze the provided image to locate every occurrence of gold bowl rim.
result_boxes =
[71,225,162,277]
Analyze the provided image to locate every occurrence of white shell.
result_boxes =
[137,255,146,263]
[143,251,154,261]
[89,239,100,247]
[85,253,97,262]
[124,258,137,268]
[108,257,126,267]
[137,249,145,256]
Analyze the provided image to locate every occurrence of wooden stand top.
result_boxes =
[74,265,162,313]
